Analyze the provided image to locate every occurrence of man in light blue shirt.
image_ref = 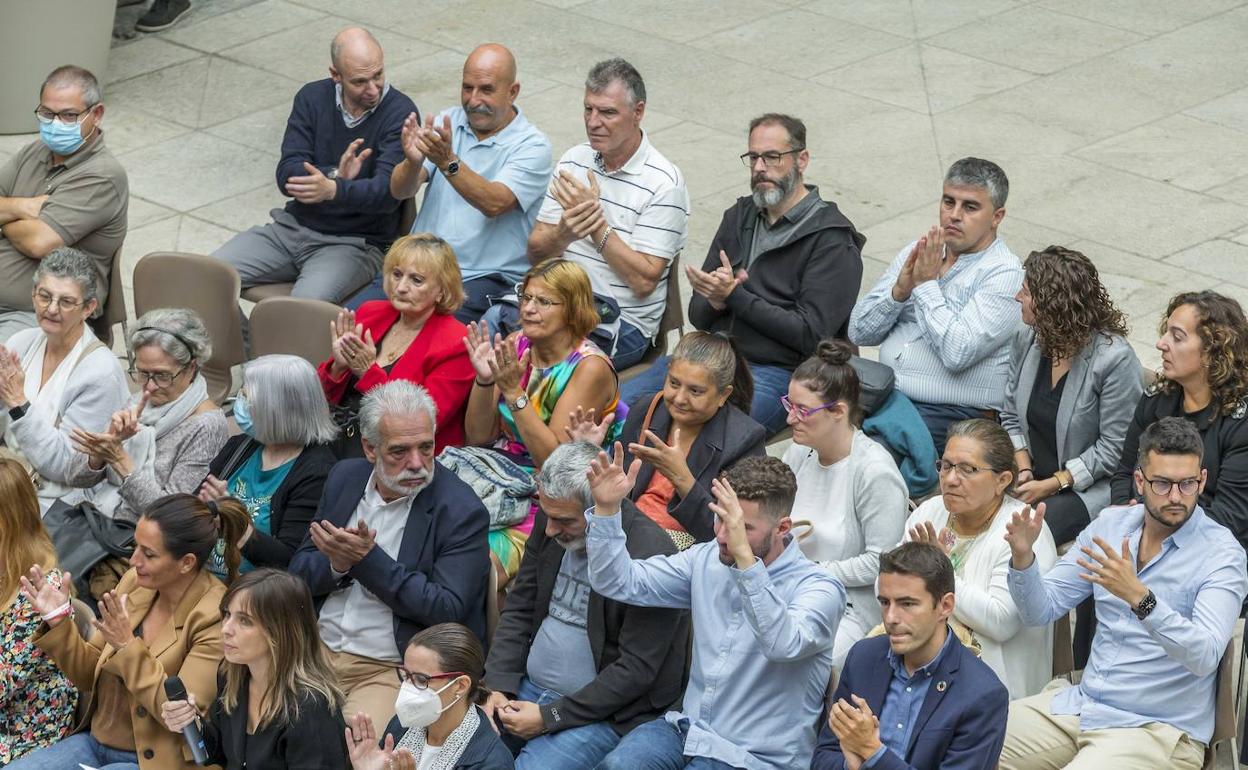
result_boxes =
[1000,417,1248,770]
[848,158,1022,453]
[585,450,845,770]
[348,44,553,320]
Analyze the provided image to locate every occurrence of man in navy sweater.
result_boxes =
[212,26,417,303]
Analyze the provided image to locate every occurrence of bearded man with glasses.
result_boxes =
[0,65,127,342]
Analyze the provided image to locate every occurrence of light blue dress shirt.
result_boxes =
[585,508,846,770]
[863,627,958,768]
[413,106,552,282]
[1007,505,1247,743]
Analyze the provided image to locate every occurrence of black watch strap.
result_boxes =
[1132,589,1157,620]
[8,403,29,421]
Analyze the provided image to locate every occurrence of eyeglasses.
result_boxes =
[395,667,466,689]
[935,460,994,478]
[514,283,563,310]
[739,149,803,168]
[33,290,85,311]
[780,394,837,421]
[33,106,93,125]
[1138,471,1200,497]
[127,364,189,387]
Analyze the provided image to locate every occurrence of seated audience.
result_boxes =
[463,258,625,586]
[588,453,846,770]
[523,58,689,369]
[212,27,416,303]
[9,494,247,770]
[1001,417,1248,770]
[290,380,491,730]
[1002,246,1142,545]
[200,354,338,574]
[623,113,866,435]
[0,459,76,765]
[0,248,128,511]
[1111,290,1248,550]
[0,66,127,341]
[346,623,514,770]
[482,442,691,769]
[783,340,908,665]
[349,45,553,319]
[160,569,349,770]
[66,309,227,528]
[611,331,764,547]
[810,542,1009,770]
[904,418,1056,698]
[848,158,1022,454]
[321,233,475,454]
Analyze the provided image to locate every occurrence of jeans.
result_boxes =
[619,357,792,436]
[510,677,621,770]
[595,718,740,770]
[911,401,989,456]
[612,321,651,369]
[6,732,140,770]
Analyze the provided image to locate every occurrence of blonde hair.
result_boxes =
[0,459,57,607]
[522,258,599,341]
[382,233,465,315]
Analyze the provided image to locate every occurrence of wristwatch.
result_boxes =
[327,166,340,180]
[1132,589,1157,620]
[444,159,461,177]
[508,393,529,412]
[8,403,29,421]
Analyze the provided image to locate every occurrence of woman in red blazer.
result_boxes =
[319,233,474,453]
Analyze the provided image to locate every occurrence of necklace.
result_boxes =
[380,325,421,364]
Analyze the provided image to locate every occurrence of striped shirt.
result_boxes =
[538,133,689,339]
[848,237,1023,410]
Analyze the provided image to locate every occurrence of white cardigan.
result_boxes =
[904,494,1058,699]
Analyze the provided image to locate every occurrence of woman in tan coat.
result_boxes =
[9,494,248,770]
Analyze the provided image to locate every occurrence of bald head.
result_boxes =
[330,27,386,116]
[464,44,517,85]
[461,44,521,139]
[330,27,382,71]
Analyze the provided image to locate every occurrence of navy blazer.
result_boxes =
[810,633,1008,770]
[290,458,491,651]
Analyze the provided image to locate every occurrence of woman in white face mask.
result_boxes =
[346,623,514,770]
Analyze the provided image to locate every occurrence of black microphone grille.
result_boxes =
[164,676,189,700]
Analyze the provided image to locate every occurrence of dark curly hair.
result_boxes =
[1156,291,1248,416]
[1024,246,1128,360]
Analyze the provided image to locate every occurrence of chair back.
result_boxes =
[132,252,245,404]
[89,243,128,347]
[618,253,684,382]
[1204,639,1236,768]
[1052,611,1075,679]
[486,564,500,647]
[249,296,340,366]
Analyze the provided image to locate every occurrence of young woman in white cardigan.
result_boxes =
[782,340,909,666]
[905,418,1058,699]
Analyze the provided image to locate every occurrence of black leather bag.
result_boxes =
[44,499,135,597]
[850,356,896,416]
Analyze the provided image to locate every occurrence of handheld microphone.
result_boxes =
[163,676,209,765]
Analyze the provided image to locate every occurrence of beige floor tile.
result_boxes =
[576,0,788,45]
[1074,114,1248,192]
[1065,239,1196,289]
[127,196,180,229]
[287,0,459,30]
[179,215,240,253]
[106,38,204,85]
[1232,226,1248,247]
[1163,239,1248,288]
[203,103,291,155]
[108,57,300,130]
[803,0,1027,39]
[1186,86,1248,135]
[1035,0,1244,36]
[648,122,749,202]
[690,8,908,78]
[162,0,326,54]
[1207,175,1248,207]
[189,183,286,233]
[98,103,194,156]
[120,132,277,211]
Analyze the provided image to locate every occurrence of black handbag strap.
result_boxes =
[79,501,135,557]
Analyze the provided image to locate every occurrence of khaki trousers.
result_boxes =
[998,685,1204,770]
[330,649,400,732]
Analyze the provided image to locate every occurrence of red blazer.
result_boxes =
[318,301,473,452]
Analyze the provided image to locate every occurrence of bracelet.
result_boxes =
[474,377,495,388]
[1016,468,1034,481]
[41,601,73,623]
[595,225,613,254]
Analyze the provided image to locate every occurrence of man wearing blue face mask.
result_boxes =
[0,65,128,341]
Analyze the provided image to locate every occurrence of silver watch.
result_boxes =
[508,393,529,412]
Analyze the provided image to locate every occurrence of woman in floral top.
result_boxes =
[0,458,76,765]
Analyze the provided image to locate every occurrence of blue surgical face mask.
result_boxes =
[233,393,256,438]
[39,117,88,156]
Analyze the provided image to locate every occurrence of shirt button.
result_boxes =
[905,687,912,693]
[897,723,904,730]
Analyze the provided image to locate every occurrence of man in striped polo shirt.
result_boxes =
[525,58,689,369]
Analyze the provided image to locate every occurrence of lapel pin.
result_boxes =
[936,681,947,692]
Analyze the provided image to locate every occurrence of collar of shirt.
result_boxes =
[885,622,957,681]
[757,184,822,229]
[594,130,651,175]
[453,105,530,148]
[1127,503,1203,561]
[335,82,391,128]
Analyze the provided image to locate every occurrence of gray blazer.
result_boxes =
[1000,327,1142,516]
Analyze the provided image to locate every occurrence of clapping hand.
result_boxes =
[563,406,614,445]
[551,170,600,211]
[415,113,456,170]
[685,251,746,310]
[1003,503,1046,570]
[587,442,640,516]
[346,711,417,770]
[399,112,426,167]
[310,518,376,573]
[908,520,953,556]
[337,138,373,181]
[93,590,136,650]
[285,162,337,204]
[910,225,946,285]
[829,695,882,769]
[462,321,498,385]
[490,334,530,401]
[18,565,73,627]
[556,199,607,243]
[0,346,26,409]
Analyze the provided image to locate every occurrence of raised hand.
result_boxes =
[563,406,614,446]
[1077,536,1148,606]
[160,693,199,733]
[110,391,151,442]
[418,113,456,169]
[911,225,946,284]
[345,711,385,770]
[0,346,27,409]
[93,590,135,650]
[18,565,72,624]
[490,335,530,401]
[908,520,953,555]
[629,428,694,492]
[710,476,753,567]
[1003,502,1046,569]
[285,162,337,204]
[462,321,498,383]
[340,328,378,376]
[337,138,374,181]
[587,442,640,516]
[399,112,426,167]
[891,238,923,302]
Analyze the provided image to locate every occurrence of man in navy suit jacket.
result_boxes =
[290,381,490,732]
[811,542,1008,770]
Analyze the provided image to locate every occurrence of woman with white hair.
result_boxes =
[0,248,128,511]
[199,354,339,574]
[66,307,228,526]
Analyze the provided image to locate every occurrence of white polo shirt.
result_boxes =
[537,133,689,339]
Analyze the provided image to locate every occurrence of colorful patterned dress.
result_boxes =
[489,336,626,576]
[0,569,78,765]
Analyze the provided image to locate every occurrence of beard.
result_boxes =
[556,535,587,552]
[751,165,800,210]
[376,460,432,498]
[1143,495,1195,530]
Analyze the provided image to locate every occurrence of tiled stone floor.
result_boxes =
[5,0,1248,374]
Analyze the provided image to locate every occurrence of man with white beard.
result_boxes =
[290,380,491,730]
[619,113,865,436]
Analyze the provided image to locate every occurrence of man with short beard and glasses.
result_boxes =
[586,452,845,770]
[1000,417,1248,770]
[290,380,490,731]
[347,44,553,321]
[620,113,864,436]
[481,442,690,770]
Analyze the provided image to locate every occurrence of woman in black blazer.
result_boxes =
[198,355,339,573]
[160,570,349,770]
[577,332,765,546]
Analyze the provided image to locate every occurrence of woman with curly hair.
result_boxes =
[1001,246,1142,544]
[1110,290,1248,540]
